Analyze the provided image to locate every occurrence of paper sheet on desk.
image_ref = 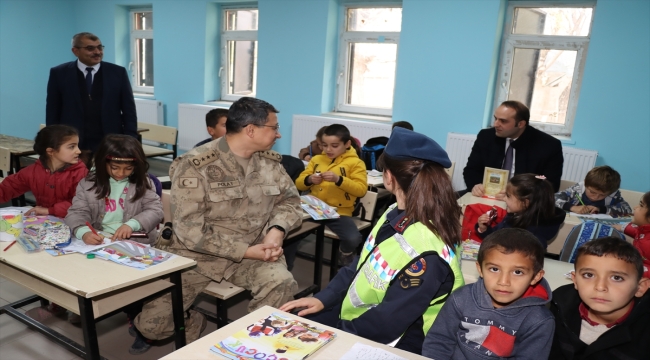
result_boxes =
[571,213,631,226]
[63,236,111,254]
[367,170,382,177]
[340,343,407,360]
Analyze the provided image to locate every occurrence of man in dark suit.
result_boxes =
[46,32,137,164]
[463,100,564,198]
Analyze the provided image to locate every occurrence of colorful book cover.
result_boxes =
[90,240,175,270]
[300,195,340,220]
[210,312,336,360]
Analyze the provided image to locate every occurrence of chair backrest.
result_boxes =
[619,189,644,209]
[138,122,178,145]
[0,147,11,173]
[445,161,455,180]
[559,179,576,191]
[358,191,379,222]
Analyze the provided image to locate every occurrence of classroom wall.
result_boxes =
[0,0,648,191]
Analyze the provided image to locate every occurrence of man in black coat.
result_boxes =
[46,32,137,163]
[462,100,563,197]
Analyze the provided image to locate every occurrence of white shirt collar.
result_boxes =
[77,60,101,74]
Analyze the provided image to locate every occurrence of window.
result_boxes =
[221,8,258,101]
[130,9,154,94]
[336,7,402,117]
[495,3,594,136]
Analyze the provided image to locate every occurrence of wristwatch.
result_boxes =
[269,225,286,234]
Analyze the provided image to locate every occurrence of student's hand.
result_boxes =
[570,205,598,214]
[82,232,104,245]
[309,174,323,185]
[304,155,311,161]
[471,184,485,197]
[244,243,283,262]
[279,297,324,317]
[494,191,506,201]
[24,206,49,216]
[477,214,489,233]
[321,171,339,183]
[111,225,133,241]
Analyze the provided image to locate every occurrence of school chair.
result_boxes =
[138,122,178,160]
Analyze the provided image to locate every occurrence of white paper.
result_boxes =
[340,343,407,360]
[569,213,613,219]
[63,236,111,254]
[367,170,382,177]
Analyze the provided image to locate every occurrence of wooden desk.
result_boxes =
[461,258,574,291]
[161,305,428,360]
[457,192,505,210]
[0,245,196,360]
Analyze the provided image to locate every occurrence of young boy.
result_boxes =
[550,237,650,359]
[422,228,554,359]
[555,165,632,217]
[194,108,228,147]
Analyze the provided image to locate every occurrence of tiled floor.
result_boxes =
[0,236,334,359]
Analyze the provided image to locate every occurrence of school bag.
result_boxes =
[361,136,388,170]
[559,221,626,263]
[461,203,507,242]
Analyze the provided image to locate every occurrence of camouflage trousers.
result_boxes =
[133,259,298,340]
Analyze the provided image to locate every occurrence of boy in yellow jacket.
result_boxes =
[297,124,368,266]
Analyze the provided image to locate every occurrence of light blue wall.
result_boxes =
[0,0,648,191]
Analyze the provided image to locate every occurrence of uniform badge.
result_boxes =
[399,273,423,289]
[190,151,219,168]
[205,165,225,182]
[405,259,427,277]
[179,177,198,188]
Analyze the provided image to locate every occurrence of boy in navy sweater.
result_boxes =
[422,228,554,359]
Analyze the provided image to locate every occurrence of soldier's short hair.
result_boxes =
[226,97,279,134]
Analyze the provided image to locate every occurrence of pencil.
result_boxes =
[3,240,17,251]
[85,221,101,237]
[577,194,587,206]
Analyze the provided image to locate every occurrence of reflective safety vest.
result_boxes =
[340,205,465,336]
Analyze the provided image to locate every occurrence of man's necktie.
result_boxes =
[85,67,93,95]
[503,138,514,175]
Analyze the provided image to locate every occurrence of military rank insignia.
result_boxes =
[399,259,426,289]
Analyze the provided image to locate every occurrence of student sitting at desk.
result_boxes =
[423,228,555,359]
[554,165,632,217]
[282,128,465,355]
[65,135,163,245]
[194,108,228,148]
[476,173,565,248]
[296,124,367,266]
[0,125,87,217]
[550,237,650,359]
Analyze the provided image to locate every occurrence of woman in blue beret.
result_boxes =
[281,127,464,355]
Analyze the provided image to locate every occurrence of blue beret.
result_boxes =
[384,127,451,168]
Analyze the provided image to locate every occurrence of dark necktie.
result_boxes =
[85,67,93,94]
[502,138,514,175]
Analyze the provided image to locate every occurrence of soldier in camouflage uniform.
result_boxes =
[129,97,302,354]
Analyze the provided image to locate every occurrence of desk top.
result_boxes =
[461,258,574,291]
[0,134,36,156]
[0,245,196,298]
[161,305,428,360]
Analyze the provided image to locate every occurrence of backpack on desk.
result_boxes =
[361,136,388,170]
[559,221,626,263]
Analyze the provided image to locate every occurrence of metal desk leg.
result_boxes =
[329,238,340,281]
[313,225,325,293]
[170,271,187,349]
[78,296,100,360]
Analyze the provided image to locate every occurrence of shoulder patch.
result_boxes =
[258,150,282,162]
[189,150,219,168]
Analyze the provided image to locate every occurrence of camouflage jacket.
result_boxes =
[168,137,302,280]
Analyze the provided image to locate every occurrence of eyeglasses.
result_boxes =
[75,45,105,52]
[257,124,280,132]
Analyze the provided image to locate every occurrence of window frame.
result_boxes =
[220,7,258,102]
[336,5,402,117]
[494,1,595,136]
[129,8,154,94]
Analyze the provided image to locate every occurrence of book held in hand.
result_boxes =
[211,312,336,360]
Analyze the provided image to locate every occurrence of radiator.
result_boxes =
[561,147,598,183]
[134,99,163,125]
[178,103,223,151]
[445,132,598,191]
[445,133,477,191]
[291,115,392,157]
